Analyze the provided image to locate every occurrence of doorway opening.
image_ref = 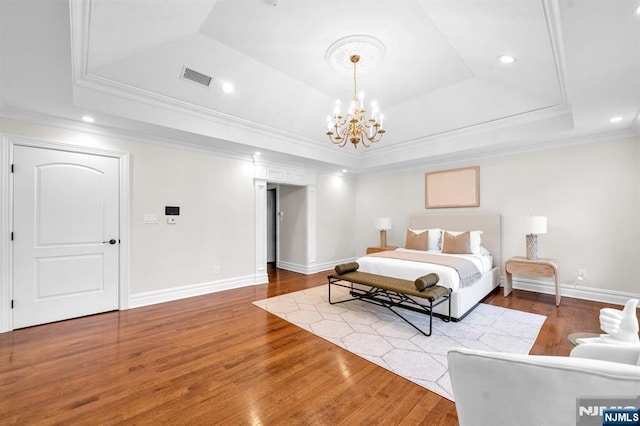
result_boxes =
[267,185,277,265]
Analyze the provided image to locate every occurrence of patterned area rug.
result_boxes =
[253,284,546,400]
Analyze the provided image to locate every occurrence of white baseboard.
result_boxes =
[510,277,640,306]
[127,271,638,312]
[255,272,269,285]
[129,274,257,309]
[277,258,356,275]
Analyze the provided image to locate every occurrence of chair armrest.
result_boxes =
[570,343,640,365]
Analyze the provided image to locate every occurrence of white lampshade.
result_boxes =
[525,216,547,235]
[374,217,392,230]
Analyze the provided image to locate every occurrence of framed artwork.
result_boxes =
[425,166,479,209]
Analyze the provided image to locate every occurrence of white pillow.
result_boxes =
[445,230,483,255]
[427,228,443,251]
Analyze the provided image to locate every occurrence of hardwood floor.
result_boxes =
[0,267,614,425]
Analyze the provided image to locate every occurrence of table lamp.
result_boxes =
[525,216,547,260]
[374,217,392,248]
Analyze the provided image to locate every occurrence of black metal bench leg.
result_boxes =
[328,277,359,306]
[429,299,433,336]
[328,276,333,303]
[385,305,433,337]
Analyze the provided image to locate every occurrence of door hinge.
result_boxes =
[11,164,14,173]
[11,300,14,309]
[11,232,14,241]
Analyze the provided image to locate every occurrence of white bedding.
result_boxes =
[356,248,493,292]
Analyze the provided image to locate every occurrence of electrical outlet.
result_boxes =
[213,265,220,274]
[577,269,587,281]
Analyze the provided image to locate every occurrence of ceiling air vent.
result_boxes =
[181,66,213,88]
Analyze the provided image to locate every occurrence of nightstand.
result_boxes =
[504,256,560,306]
[366,245,398,255]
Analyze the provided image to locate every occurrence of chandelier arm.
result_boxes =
[361,126,371,147]
[328,131,347,147]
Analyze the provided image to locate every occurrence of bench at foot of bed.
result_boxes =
[327,265,451,337]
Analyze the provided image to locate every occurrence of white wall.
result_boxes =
[355,136,640,298]
[130,144,256,293]
[316,173,357,261]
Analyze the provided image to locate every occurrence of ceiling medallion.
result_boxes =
[325,35,386,73]
[325,35,386,148]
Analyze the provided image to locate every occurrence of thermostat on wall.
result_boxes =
[165,206,180,215]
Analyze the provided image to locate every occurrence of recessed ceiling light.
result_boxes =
[342,169,348,173]
[221,82,234,94]
[609,116,623,123]
[498,55,516,64]
[81,115,95,123]
[254,151,261,156]
[634,5,640,15]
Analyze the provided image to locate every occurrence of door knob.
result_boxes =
[103,239,117,245]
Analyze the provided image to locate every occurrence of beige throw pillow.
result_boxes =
[405,229,428,251]
[442,231,472,254]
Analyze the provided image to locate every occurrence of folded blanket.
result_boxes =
[368,251,482,288]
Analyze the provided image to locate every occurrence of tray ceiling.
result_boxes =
[0,0,638,173]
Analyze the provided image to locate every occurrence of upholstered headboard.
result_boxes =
[408,212,502,268]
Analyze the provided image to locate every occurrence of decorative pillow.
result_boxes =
[445,230,483,254]
[334,262,359,275]
[426,228,443,251]
[414,273,439,291]
[442,231,472,254]
[405,229,428,251]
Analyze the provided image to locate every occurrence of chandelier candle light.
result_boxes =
[326,54,385,148]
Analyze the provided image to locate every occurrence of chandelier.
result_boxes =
[326,54,385,148]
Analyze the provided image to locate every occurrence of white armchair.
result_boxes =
[448,345,640,426]
[571,341,640,364]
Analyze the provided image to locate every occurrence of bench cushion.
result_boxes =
[334,262,359,275]
[329,271,449,301]
[414,273,439,291]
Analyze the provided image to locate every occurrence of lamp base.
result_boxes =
[380,230,387,248]
[526,234,538,260]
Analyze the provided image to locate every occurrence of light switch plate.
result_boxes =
[144,214,158,224]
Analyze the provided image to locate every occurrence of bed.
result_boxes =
[356,212,501,321]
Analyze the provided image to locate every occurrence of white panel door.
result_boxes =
[13,145,120,328]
